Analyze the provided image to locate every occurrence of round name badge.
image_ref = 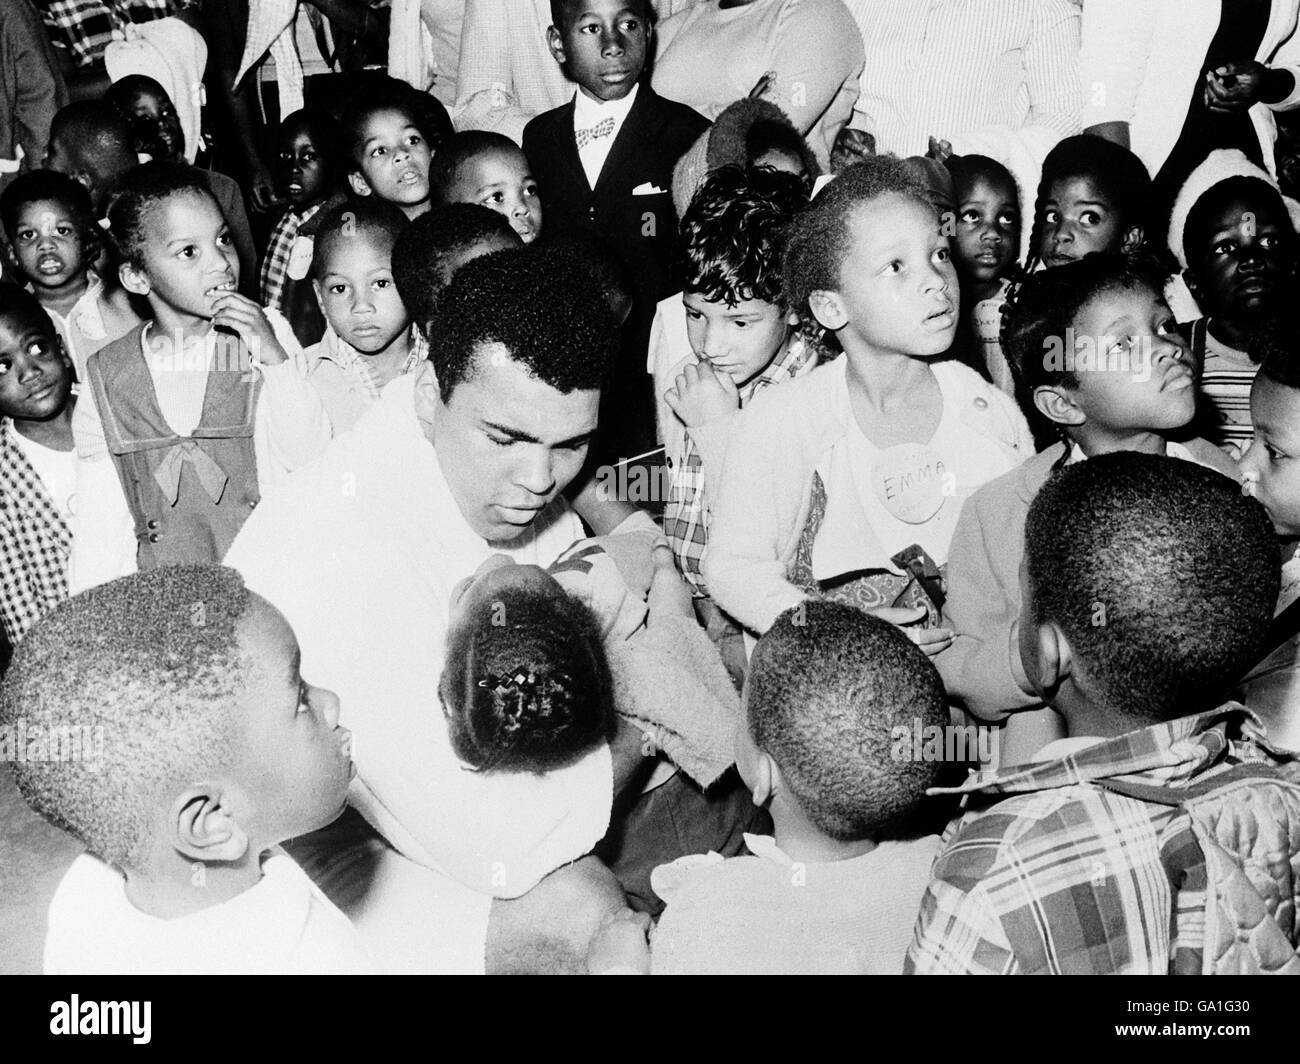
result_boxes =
[286,235,315,281]
[872,442,948,524]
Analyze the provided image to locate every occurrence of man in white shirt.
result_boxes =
[226,246,644,973]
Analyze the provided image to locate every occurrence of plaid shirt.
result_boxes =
[906,705,1271,975]
[314,325,427,399]
[259,202,324,311]
[34,0,193,69]
[0,419,72,645]
[663,336,817,596]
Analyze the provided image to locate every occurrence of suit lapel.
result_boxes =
[549,97,593,196]
[592,85,660,199]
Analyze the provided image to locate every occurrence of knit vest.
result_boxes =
[84,325,261,569]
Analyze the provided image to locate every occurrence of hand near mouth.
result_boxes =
[210,291,289,366]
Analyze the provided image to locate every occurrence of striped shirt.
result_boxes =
[906,705,1269,975]
[1195,319,1257,458]
[840,0,1081,156]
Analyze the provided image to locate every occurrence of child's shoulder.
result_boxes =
[934,359,1031,447]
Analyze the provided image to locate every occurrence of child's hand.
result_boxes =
[871,605,954,659]
[211,292,289,365]
[647,542,694,624]
[587,907,652,975]
[664,361,739,428]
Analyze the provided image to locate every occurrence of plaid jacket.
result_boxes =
[0,419,71,644]
[34,0,193,69]
[663,336,817,596]
[906,706,1274,975]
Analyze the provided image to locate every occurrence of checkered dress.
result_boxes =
[34,0,193,69]
[663,336,818,596]
[0,420,72,645]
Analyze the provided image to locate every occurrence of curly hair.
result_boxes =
[391,204,519,334]
[429,244,617,403]
[102,160,214,271]
[0,566,251,871]
[678,164,807,308]
[1025,452,1278,725]
[746,601,949,842]
[338,74,452,169]
[1027,134,1152,271]
[439,581,615,774]
[782,156,931,334]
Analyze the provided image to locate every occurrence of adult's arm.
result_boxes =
[1077,0,1159,136]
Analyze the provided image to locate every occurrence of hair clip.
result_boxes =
[478,668,540,698]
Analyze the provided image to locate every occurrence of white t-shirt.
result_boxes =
[44,851,375,974]
[10,425,76,523]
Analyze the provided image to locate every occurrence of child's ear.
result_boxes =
[545,25,567,68]
[750,750,778,808]
[1120,224,1145,255]
[1026,621,1071,699]
[807,289,847,332]
[347,171,373,198]
[1032,384,1084,428]
[118,260,151,298]
[169,786,249,863]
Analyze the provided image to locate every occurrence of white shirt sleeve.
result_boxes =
[68,382,139,594]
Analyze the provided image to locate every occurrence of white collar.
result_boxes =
[573,82,639,128]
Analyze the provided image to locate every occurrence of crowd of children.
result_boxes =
[1,0,1300,976]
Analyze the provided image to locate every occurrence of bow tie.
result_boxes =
[576,116,616,150]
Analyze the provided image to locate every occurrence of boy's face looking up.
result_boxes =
[276,122,331,208]
[1047,284,1195,437]
[953,175,1020,287]
[122,83,184,162]
[429,350,598,542]
[349,108,433,214]
[7,198,87,294]
[1186,192,1296,325]
[220,595,352,848]
[1040,176,1133,268]
[683,290,791,387]
[1240,375,1300,538]
[810,194,958,359]
[313,231,408,355]
[445,149,543,244]
[0,307,73,422]
[548,0,649,103]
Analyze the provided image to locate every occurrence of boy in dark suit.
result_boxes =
[524,0,708,462]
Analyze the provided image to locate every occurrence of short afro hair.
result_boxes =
[310,199,410,280]
[0,170,95,243]
[1,566,252,871]
[48,101,135,164]
[1029,134,1152,266]
[429,131,527,204]
[746,601,949,842]
[103,160,215,271]
[545,232,636,321]
[439,581,615,774]
[0,282,60,341]
[338,74,452,169]
[1001,252,1173,443]
[783,156,932,332]
[550,0,655,32]
[1024,452,1279,724]
[678,164,807,308]
[391,204,519,333]
[429,244,617,403]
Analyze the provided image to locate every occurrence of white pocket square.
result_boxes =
[632,182,667,196]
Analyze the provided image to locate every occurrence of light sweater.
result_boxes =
[702,356,1033,635]
[652,0,865,168]
[649,833,941,974]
